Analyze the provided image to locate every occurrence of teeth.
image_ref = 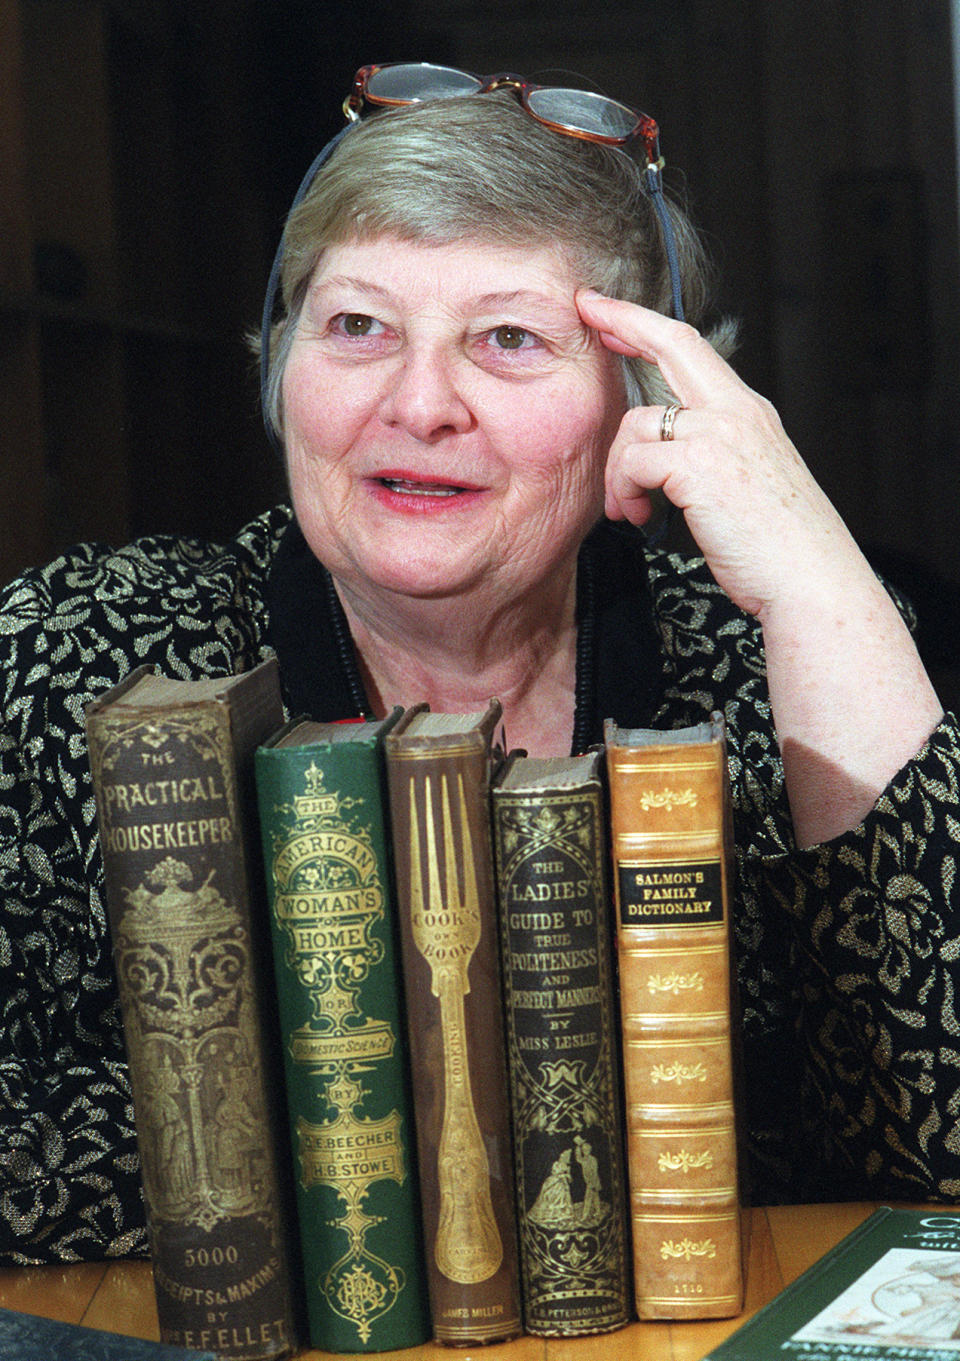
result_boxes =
[382,478,460,497]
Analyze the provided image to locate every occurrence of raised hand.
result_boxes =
[577,289,942,847]
[576,289,856,624]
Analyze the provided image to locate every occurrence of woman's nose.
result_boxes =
[377,347,474,441]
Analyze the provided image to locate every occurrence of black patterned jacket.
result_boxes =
[2,505,959,1264]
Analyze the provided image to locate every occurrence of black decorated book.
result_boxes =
[705,1208,960,1359]
[491,748,631,1336]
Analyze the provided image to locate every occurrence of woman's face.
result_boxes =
[282,235,627,607]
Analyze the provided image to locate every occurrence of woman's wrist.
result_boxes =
[761,575,943,847]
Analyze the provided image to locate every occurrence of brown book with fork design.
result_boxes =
[384,703,522,1346]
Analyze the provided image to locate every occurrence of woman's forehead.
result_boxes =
[307,234,585,301]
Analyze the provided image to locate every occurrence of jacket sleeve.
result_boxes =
[644,548,960,1202]
[0,709,147,1262]
[747,713,960,1202]
[0,515,283,1262]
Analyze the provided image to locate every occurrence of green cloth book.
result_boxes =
[255,713,431,1353]
[705,1208,960,1359]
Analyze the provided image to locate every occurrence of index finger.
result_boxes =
[576,290,745,408]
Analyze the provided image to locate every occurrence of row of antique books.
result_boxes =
[84,657,744,1360]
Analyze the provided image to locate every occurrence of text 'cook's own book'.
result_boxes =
[384,703,523,1346]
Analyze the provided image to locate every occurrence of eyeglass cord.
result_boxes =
[321,547,599,755]
[259,124,354,454]
[644,164,685,323]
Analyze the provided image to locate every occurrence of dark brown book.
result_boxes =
[85,662,298,1361]
[604,714,744,1321]
[384,703,522,1346]
[491,748,632,1336]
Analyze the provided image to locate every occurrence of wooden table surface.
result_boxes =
[0,1201,907,1359]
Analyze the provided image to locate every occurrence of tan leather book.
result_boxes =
[384,702,522,1345]
[604,713,744,1321]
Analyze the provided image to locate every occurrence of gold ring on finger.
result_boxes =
[659,402,683,442]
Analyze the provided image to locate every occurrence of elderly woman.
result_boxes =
[0,64,957,1265]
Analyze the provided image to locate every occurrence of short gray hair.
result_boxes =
[261,93,735,441]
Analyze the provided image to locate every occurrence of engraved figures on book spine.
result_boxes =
[492,754,631,1336]
[86,666,296,1360]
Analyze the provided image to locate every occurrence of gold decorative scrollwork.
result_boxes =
[638,788,698,812]
[657,1149,714,1174]
[650,1061,708,1085]
[116,857,266,1232]
[659,1238,717,1262]
[647,971,704,995]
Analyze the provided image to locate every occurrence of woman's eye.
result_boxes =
[335,313,382,337]
[491,324,534,350]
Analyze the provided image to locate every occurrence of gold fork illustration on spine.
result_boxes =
[409,771,503,1283]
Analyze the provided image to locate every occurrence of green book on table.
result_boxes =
[255,712,431,1353]
[704,1207,960,1359]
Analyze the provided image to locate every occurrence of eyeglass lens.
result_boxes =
[526,87,638,139]
[366,63,482,102]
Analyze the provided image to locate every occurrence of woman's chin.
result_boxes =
[336,550,489,603]
[367,566,483,601]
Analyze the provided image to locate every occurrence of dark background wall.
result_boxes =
[2,0,958,705]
